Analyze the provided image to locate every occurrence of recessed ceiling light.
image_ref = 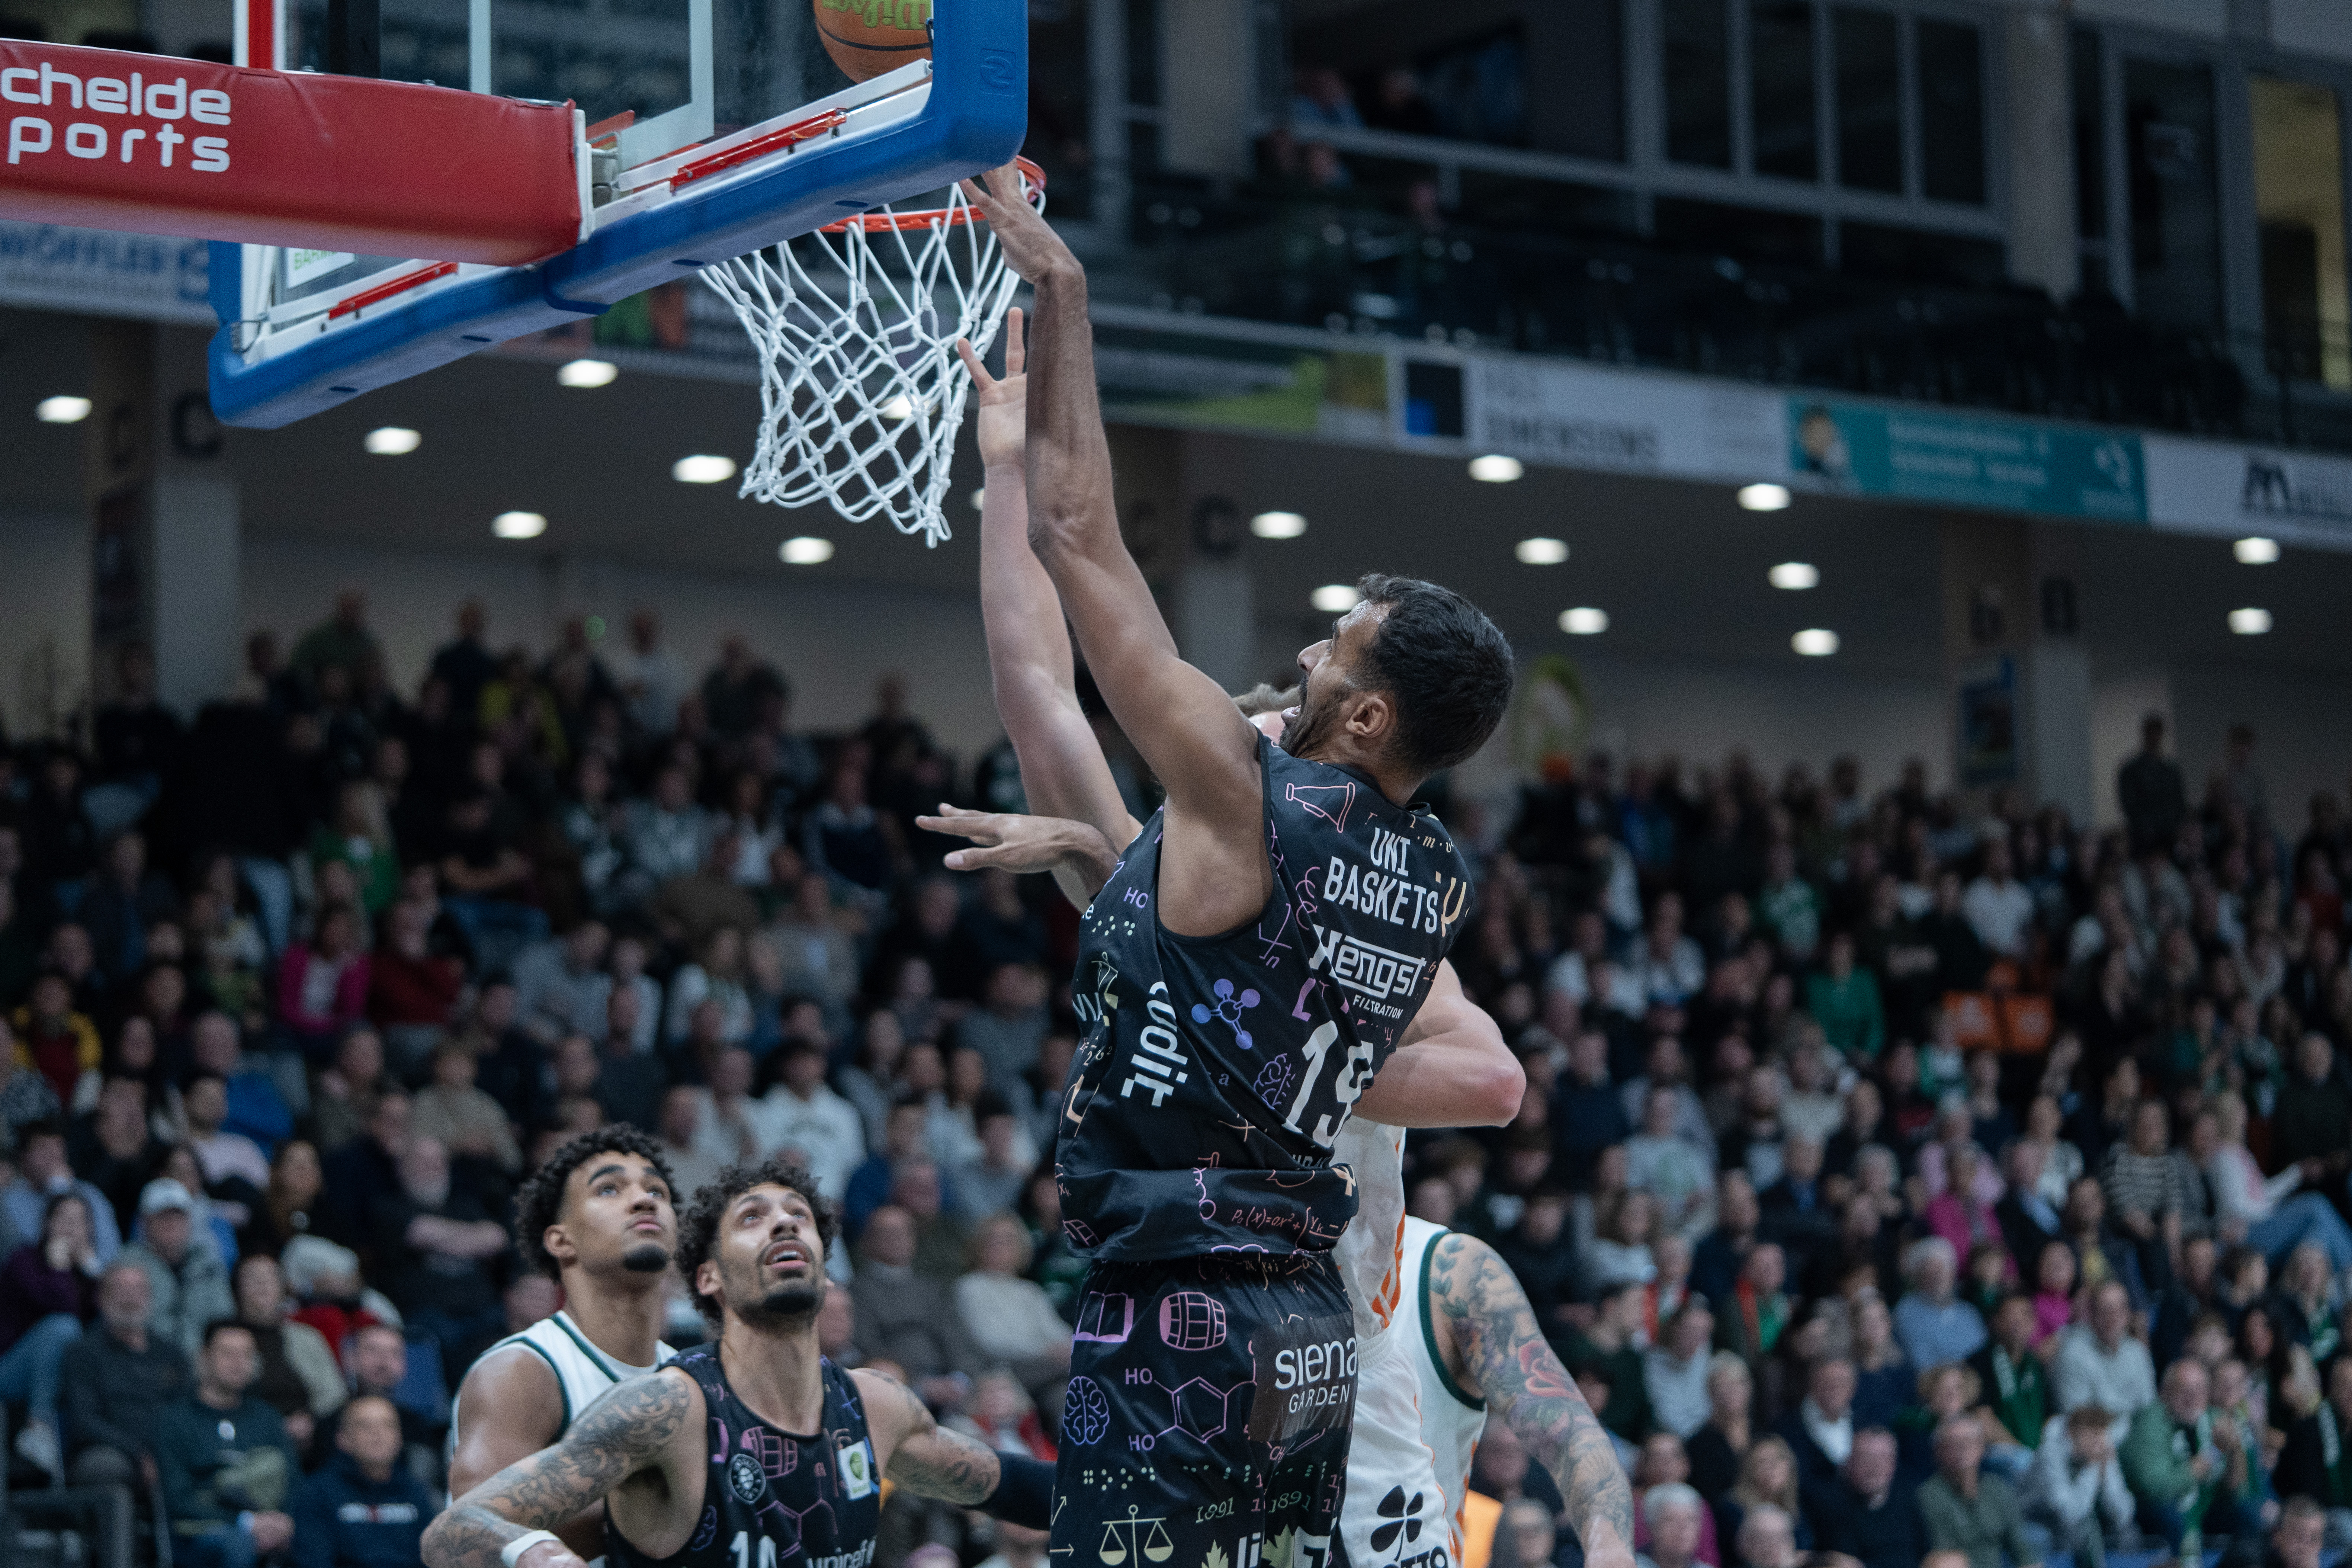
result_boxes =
[1559,607,1609,635]
[2228,606,2273,635]
[36,395,92,423]
[365,426,421,455]
[1792,627,1840,656]
[1251,511,1308,539]
[1469,454,1525,483]
[780,536,835,565]
[1768,561,1820,590]
[2233,537,2280,564]
[557,359,618,388]
[880,395,916,422]
[1739,483,1793,512]
[971,488,987,512]
[1515,538,1569,565]
[1311,584,1362,612]
[672,454,738,484]
[492,511,548,539]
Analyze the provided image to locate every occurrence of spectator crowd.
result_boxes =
[1,587,2349,1568]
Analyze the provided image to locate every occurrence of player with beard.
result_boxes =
[423,1158,1051,1568]
[450,1129,683,1563]
[950,167,1522,1568]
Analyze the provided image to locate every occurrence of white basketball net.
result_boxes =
[701,161,1045,548]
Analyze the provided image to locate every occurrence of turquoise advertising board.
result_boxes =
[1788,399,2148,522]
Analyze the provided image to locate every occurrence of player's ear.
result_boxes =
[1345,689,1394,744]
[696,1257,724,1304]
[543,1223,577,1269]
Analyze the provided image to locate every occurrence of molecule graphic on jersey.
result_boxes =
[1158,1291,1229,1351]
[1251,1055,1296,1109]
[1063,1377,1113,1445]
[1191,979,1261,1049]
[1111,1366,1253,1450]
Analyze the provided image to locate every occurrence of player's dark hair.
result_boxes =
[676,1157,841,1328]
[512,1126,678,1279]
[1353,573,1514,776]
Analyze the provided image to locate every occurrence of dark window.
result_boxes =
[1664,0,1733,169]
[1026,0,1093,218]
[1404,362,1466,438]
[1750,0,1818,181]
[1457,170,1637,239]
[1537,0,1625,163]
[2124,57,2222,329]
[1835,7,1903,193]
[1126,0,1158,108]
[1841,221,2007,289]
[2071,26,2107,241]
[1417,26,1530,148]
[1917,20,1985,203]
[1653,197,1824,266]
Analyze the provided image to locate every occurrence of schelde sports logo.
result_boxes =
[728,1452,766,1504]
[6,63,233,170]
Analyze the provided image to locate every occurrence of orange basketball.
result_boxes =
[815,0,935,83]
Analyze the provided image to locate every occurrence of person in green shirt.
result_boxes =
[2121,1358,2255,1553]
[1969,1293,2051,1478]
[289,590,385,690]
[157,1319,301,1568]
[1558,1279,1654,1443]
[1919,1413,2044,1568]
[1804,931,1885,1060]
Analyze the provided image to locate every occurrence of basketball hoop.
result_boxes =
[701,155,1046,547]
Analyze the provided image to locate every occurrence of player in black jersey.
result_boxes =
[423,1158,1052,1568]
[961,167,1522,1568]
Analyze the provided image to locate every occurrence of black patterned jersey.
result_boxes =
[605,1349,880,1568]
[1055,735,1473,1261]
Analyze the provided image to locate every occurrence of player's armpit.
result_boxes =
[860,1371,1000,1504]
[424,1368,697,1568]
[1353,963,1522,1127]
[447,1346,609,1561]
[1430,1234,1635,1562]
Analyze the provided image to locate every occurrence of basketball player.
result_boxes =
[448,1128,683,1561]
[422,1158,1051,1568]
[958,167,1523,1568]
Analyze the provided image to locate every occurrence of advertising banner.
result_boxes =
[1467,356,1787,484]
[0,219,212,324]
[1787,398,2147,522]
[2142,434,2352,549]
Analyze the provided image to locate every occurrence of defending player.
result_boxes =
[421,1158,1051,1568]
[448,1128,683,1563]
[960,167,1521,1568]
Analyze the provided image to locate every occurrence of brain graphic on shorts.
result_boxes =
[1159,1290,1229,1351]
[1063,1376,1112,1445]
[1252,1055,1296,1107]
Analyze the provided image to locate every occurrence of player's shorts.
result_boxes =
[1053,1253,1357,1568]
[1335,1330,1453,1568]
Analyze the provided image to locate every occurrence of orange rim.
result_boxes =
[819,156,1047,234]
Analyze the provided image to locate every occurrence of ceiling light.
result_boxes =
[364,426,421,455]
[971,488,987,512]
[672,454,737,484]
[1559,607,1609,635]
[1469,454,1524,483]
[1515,538,1569,565]
[780,536,835,565]
[1311,584,1362,613]
[1768,561,1820,590]
[1251,511,1308,539]
[36,395,91,423]
[557,359,618,388]
[1739,483,1793,512]
[492,511,547,539]
[880,395,916,422]
[2228,607,2273,635]
[2233,537,2279,564]
[1792,627,1840,656]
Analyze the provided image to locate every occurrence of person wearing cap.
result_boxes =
[121,1176,237,1357]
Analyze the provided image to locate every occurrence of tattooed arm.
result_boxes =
[423,1369,699,1568]
[1427,1232,1637,1568]
[857,1369,1004,1503]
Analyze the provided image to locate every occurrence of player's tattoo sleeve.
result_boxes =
[878,1377,1002,1504]
[423,1370,692,1568]
[1431,1233,1636,1553]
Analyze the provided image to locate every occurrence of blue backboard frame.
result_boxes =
[207,0,1026,429]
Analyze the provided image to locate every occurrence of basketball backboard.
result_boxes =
[211,0,1024,427]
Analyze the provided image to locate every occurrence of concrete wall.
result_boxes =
[0,509,90,740]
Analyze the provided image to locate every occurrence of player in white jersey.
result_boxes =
[448,1128,680,1561]
[1331,1120,1633,1568]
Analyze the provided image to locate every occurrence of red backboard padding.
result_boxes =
[0,41,579,265]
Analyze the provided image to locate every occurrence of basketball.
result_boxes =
[814,0,934,83]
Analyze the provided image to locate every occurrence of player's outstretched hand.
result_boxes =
[960,164,1076,284]
[917,804,1109,876]
[954,307,1026,471]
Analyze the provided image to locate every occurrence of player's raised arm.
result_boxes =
[963,166,1265,934]
[1427,1233,1637,1568]
[1354,961,1525,1127]
[914,804,1121,906]
[423,1369,699,1568]
[954,316,1139,851]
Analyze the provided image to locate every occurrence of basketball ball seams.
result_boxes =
[815,27,930,54]
[815,0,934,83]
